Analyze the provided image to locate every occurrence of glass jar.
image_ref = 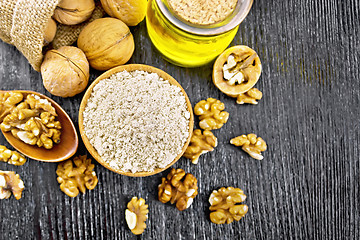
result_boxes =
[146,0,253,67]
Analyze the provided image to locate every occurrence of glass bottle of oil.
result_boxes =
[146,0,253,67]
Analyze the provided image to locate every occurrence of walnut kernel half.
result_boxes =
[183,129,217,164]
[0,92,23,122]
[236,88,263,105]
[158,168,198,211]
[56,155,98,197]
[0,145,26,166]
[209,187,248,224]
[125,197,149,235]
[194,98,229,130]
[230,134,267,160]
[0,171,24,200]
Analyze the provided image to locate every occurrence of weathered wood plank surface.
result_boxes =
[0,0,359,239]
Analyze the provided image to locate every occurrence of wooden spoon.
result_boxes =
[0,90,78,162]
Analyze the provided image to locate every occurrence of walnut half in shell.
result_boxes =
[213,45,262,98]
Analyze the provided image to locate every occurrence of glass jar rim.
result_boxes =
[155,0,254,36]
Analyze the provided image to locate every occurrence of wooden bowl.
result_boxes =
[79,64,194,177]
[0,90,78,162]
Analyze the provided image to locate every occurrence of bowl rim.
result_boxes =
[78,64,194,177]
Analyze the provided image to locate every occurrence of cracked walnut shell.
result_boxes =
[77,18,135,71]
[0,145,26,166]
[209,187,248,224]
[213,45,262,98]
[56,155,98,197]
[194,98,229,130]
[53,0,95,25]
[41,46,90,97]
[158,168,198,211]
[125,197,149,235]
[183,129,217,164]
[0,171,24,200]
[230,134,267,160]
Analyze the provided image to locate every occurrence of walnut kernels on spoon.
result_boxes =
[213,45,262,99]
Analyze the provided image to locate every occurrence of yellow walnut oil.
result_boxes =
[146,0,240,67]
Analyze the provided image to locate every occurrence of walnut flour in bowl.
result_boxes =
[80,65,193,176]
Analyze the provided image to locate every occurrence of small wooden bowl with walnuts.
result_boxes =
[79,64,194,177]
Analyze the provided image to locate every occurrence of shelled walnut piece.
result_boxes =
[0,93,61,149]
[158,168,198,211]
[230,134,267,160]
[0,145,26,166]
[0,171,24,200]
[194,98,229,130]
[125,197,149,235]
[56,155,98,197]
[213,45,262,103]
[0,92,23,122]
[183,129,217,164]
[236,88,263,105]
[209,187,248,224]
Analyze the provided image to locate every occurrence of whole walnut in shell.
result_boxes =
[41,46,89,98]
[77,17,135,71]
[100,0,147,26]
[53,0,95,25]
[44,18,57,45]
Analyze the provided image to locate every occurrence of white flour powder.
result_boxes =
[82,70,190,173]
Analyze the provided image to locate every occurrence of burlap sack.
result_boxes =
[0,0,105,72]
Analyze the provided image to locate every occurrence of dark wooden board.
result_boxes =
[0,0,359,239]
